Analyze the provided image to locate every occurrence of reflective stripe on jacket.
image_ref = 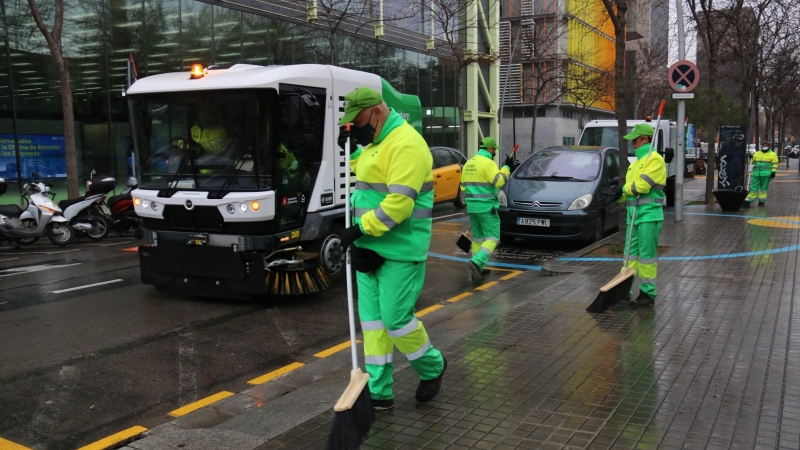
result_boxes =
[460,149,511,213]
[752,149,778,177]
[620,143,667,224]
[350,109,433,262]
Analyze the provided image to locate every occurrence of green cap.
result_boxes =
[480,136,500,150]
[623,123,655,140]
[338,87,383,125]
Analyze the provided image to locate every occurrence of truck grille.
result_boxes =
[162,205,224,232]
[512,200,562,208]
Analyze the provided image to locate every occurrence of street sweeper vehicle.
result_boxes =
[127,64,422,299]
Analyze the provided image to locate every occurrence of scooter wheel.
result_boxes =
[48,222,75,246]
[86,215,111,241]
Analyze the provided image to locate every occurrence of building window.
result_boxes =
[589,113,598,121]
[563,136,575,145]
[561,109,573,119]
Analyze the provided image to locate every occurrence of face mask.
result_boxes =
[762,147,769,152]
[351,110,376,147]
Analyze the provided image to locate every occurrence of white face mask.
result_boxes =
[761,147,769,151]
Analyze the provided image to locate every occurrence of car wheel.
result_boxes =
[453,184,467,209]
[500,233,515,245]
[588,216,604,244]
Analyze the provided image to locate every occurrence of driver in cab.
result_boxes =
[178,112,229,155]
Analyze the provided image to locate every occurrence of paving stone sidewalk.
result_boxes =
[258,166,800,450]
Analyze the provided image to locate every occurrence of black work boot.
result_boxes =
[481,268,491,276]
[630,291,654,308]
[416,356,447,403]
[469,261,484,280]
[759,201,766,206]
[372,399,395,411]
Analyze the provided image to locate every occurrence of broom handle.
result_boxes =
[344,126,358,371]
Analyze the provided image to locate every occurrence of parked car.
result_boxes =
[430,146,468,208]
[498,146,622,244]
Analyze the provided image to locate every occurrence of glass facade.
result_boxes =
[0,0,459,201]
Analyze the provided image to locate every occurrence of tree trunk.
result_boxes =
[613,9,628,231]
[530,99,538,156]
[458,73,467,155]
[56,57,79,199]
[705,56,717,205]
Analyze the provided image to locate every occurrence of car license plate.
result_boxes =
[517,217,550,227]
[100,204,111,215]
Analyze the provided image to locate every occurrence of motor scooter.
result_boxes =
[58,172,115,241]
[0,174,75,247]
[107,177,143,238]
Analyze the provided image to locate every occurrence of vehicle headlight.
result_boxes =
[250,200,261,211]
[151,202,158,211]
[240,202,248,213]
[227,204,236,214]
[141,200,149,209]
[568,194,592,210]
[499,190,507,207]
[134,197,141,207]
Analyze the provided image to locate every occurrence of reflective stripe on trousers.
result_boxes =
[747,175,771,202]
[468,210,500,271]
[357,260,444,400]
[623,220,662,299]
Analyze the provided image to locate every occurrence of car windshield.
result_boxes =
[579,126,635,156]
[514,150,601,181]
[129,90,270,191]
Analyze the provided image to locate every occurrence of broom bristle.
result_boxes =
[327,386,374,450]
[587,276,634,313]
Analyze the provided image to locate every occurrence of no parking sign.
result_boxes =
[668,60,700,93]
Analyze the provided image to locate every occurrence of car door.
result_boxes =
[431,148,460,202]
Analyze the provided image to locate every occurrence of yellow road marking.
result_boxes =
[168,392,235,418]
[447,292,473,303]
[416,304,443,317]
[0,438,32,450]
[500,270,523,280]
[475,281,499,291]
[247,362,305,385]
[315,340,361,358]
[76,426,147,450]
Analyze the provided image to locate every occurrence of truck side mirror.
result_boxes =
[662,147,675,163]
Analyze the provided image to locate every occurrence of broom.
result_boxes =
[587,101,665,313]
[327,124,374,450]
[456,142,520,253]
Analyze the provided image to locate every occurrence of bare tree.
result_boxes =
[600,0,630,186]
[565,62,615,133]
[419,0,498,153]
[27,0,79,198]
[685,0,744,205]
[630,41,670,119]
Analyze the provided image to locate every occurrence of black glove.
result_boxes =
[337,125,354,152]
[503,154,515,168]
[350,247,386,273]
[339,225,364,249]
[771,172,776,179]
[612,185,624,200]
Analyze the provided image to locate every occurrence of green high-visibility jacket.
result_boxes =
[620,143,667,224]
[350,109,434,262]
[752,149,778,177]
[460,149,510,214]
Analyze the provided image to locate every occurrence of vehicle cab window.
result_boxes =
[604,153,619,186]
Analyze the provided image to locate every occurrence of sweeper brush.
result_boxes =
[264,247,333,295]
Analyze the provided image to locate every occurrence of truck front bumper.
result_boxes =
[139,231,266,299]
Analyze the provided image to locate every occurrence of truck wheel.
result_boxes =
[314,224,346,284]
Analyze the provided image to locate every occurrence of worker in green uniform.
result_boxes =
[336,87,446,411]
[460,137,512,280]
[744,142,778,207]
[616,123,667,308]
[178,113,228,154]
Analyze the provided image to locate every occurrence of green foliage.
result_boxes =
[664,88,746,140]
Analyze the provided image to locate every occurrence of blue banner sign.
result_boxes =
[0,134,67,180]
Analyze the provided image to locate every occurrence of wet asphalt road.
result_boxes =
[0,204,584,449]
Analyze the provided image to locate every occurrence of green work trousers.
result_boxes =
[624,221,662,299]
[357,260,444,401]
[468,210,500,271]
[746,175,771,202]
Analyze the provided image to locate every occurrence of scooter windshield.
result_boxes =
[129,89,273,192]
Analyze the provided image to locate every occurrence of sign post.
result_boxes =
[668,57,699,222]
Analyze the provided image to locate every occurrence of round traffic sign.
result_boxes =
[668,60,700,93]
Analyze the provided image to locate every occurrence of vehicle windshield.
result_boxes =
[579,126,635,156]
[129,90,272,191]
[514,150,601,181]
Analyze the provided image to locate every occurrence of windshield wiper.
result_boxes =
[516,175,591,181]
[165,144,200,197]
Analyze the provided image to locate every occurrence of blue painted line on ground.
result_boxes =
[427,251,542,271]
